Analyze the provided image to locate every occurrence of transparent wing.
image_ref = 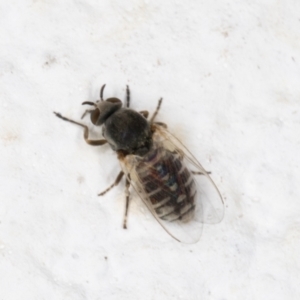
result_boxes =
[119,125,224,243]
[154,125,225,224]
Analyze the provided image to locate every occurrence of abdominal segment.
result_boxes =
[136,147,196,222]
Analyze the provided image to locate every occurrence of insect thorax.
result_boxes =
[103,109,152,155]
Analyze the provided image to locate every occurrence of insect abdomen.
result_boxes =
[137,147,196,223]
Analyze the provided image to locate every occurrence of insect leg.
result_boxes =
[123,177,131,229]
[192,171,211,175]
[150,98,163,123]
[126,85,130,108]
[139,110,149,118]
[154,121,167,128]
[54,112,107,146]
[81,109,94,120]
[98,171,124,196]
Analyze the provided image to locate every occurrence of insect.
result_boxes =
[54,84,224,243]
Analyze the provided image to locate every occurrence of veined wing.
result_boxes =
[119,126,223,243]
[153,124,225,225]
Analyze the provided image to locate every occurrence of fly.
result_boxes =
[54,84,224,243]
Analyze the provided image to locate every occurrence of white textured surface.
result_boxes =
[1,1,300,299]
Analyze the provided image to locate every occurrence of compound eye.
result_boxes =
[90,108,100,125]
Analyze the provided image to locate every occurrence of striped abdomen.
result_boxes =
[136,147,196,222]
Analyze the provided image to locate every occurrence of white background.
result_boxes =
[1,1,300,299]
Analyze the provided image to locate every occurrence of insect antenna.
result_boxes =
[81,101,96,119]
[100,84,106,101]
[82,101,95,106]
